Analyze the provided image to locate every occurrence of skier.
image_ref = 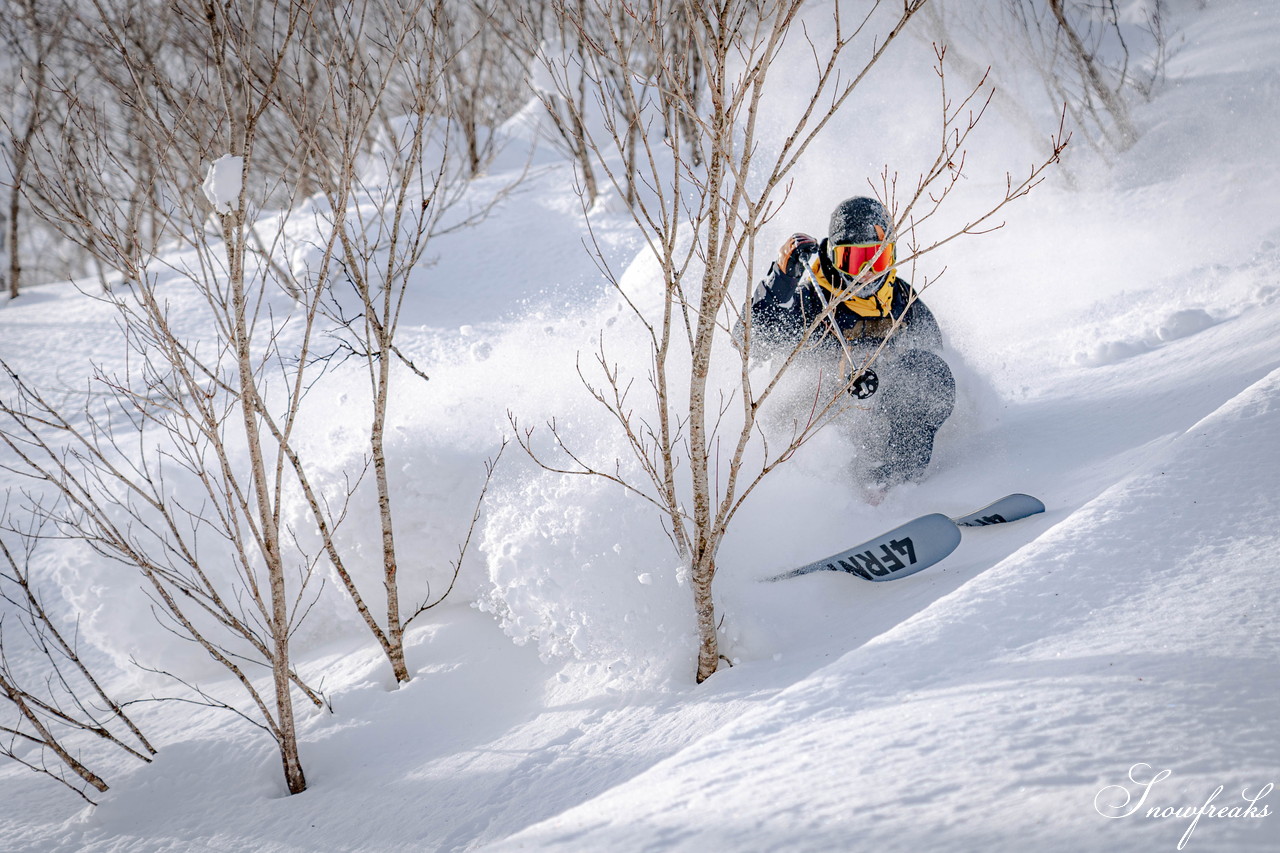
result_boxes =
[737,196,955,493]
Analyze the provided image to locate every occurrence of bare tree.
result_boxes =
[919,0,1170,164]
[1,0,340,795]
[1045,0,1137,148]
[0,516,155,804]
[0,0,71,299]
[487,0,703,208]
[434,0,532,177]
[255,0,518,685]
[6,0,516,734]
[998,0,1168,154]
[514,0,1066,683]
[483,0,604,204]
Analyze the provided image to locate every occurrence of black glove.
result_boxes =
[778,232,818,277]
[847,368,879,399]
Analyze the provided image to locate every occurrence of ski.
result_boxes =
[767,513,961,582]
[767,493,1045,583]
[951,493,1046,528]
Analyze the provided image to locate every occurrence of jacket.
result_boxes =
[739,233,944,359]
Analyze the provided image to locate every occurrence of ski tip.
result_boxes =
[1015,493,1046,513]
[953,493,1046,528]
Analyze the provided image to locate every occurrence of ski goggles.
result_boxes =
[830,241,895,278]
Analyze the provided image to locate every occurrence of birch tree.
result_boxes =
[0,0,71,299]
[516,0,1066,683]
[260,0,516,684]
[3,0,333,795]
[5,1,515,767]
[0,518,155,804]
[992,0,1167,155]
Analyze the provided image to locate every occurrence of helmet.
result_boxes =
[827,196,896,297]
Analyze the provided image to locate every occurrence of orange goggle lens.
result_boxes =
[831,242,895,277]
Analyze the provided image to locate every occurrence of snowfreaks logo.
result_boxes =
[1094,763,1274,849]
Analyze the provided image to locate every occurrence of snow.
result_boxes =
[1,1,1277,851]
[201,154,243,215]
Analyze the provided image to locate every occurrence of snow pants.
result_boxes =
[864,348,956,485]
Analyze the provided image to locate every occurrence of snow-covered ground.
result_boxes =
[2,1,1277,851]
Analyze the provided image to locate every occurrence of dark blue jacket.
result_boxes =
[740,234,944,358]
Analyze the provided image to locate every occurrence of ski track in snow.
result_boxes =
[2,2,1278,851]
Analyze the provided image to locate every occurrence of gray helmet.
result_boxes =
[827,197,895,296]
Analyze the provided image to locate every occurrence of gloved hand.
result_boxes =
[847,367,878,399]
[778,232,818,277]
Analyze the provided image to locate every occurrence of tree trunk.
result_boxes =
[6,155,23,300]
[6,0,49,301]
[1048,0,1137,149]
[372,407,411,684]
[692,553,719,683]
[688,83,730,683]
[272,610,307,795]
[6,108,33,298]
[227,206,308,795]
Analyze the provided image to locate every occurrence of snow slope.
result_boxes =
[1,1,1277,851]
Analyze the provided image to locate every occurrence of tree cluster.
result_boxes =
[1,0,522,799]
